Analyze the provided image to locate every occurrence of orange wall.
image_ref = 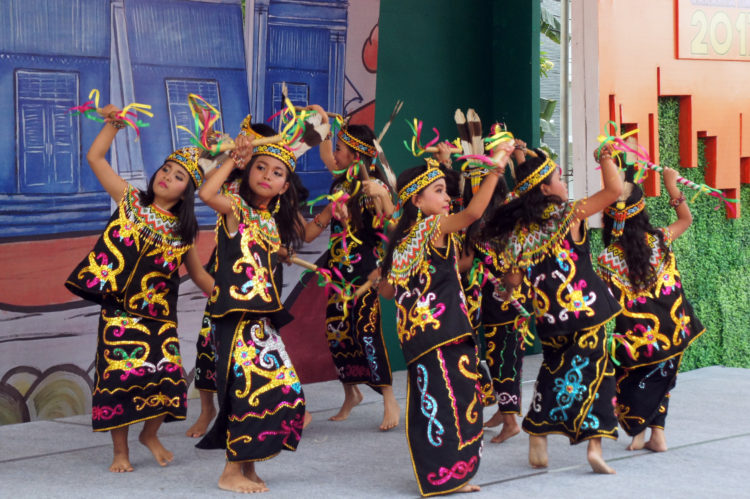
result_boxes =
[598,0,750,217]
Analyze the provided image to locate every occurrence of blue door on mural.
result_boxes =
[264,25,331,197]
[165,79,224,151]
[16,70,80,194]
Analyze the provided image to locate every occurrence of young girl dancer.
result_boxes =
[187,117,281,439]
[482,146,623,474]
[196,133,307,493]
[65,105,213,472]
[377,140,514,496]
[308,105,400,431]
[464,141,534,444]
[597,167,704,452]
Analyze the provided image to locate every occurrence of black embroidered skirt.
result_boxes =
[406,340,483,496]
[92,301,187,431]
[197,314,305,462]
[522,325,618,443]
[325,286,392,388]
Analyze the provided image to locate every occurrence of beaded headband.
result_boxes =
[398,164,445,203]
[239,114,263,140]
[337,128,377,158]
[512,157,556,198]
[166,146,204,187]
[604,196,645,238]
[253,143,297,172]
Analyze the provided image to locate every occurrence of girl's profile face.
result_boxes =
[541,168,568,200]
[248,155,289,206]
[333,140,357,170]
[153,161,190,205]
[413,178,451,217]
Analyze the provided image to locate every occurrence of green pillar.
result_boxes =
[375,0,541,370]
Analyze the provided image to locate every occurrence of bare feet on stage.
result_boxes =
[483,409,504,428]
[219,461,269,493]
[303,411,313,429]
[243,462,267,488]
[328,384,363,421]
[490,413,521,444]
[587,438,616,474]
[379,385,400,431]
[455,483,481,493]
[138,415,173,467]
[528,435,548,469]
[186,390,217,438]
[645,427,668,452]
[109,427,134,473]
[626,429,646,450]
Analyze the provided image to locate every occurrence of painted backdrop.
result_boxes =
[0,0,380,424]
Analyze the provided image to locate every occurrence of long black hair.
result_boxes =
[461,170,510,251]
[141,165,200,245]
[336,124,393,231]
[480,148,564,250]
[380,164,434,278]
[238,155,305,252]
[602,185,668,290]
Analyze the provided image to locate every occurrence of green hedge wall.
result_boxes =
[593,97,750,371]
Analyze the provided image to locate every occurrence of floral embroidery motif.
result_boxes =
[549,355,590,422]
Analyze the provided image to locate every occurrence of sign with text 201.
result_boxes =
[677,0,750,61]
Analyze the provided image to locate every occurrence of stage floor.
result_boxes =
[1,355,748,498]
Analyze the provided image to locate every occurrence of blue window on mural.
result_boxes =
[16,70,80,194]
[165,79,223,150]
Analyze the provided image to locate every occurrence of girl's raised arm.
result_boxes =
[575,145,623,221]
[438,141,514,236]
[306,104,336,173]
[198,135,253,215]
[662,167,692,239]
[86,104,128,203]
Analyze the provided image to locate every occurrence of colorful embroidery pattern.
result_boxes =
[416,363,445,447]
[549,355,590,422]
[389,215,442,287]
[426,456,478,486]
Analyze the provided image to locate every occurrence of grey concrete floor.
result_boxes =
[1,355,748,498]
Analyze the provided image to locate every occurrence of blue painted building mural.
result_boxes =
[249,0,348,197]
[0,0,113,237]
[0,0,383,424]
[0,0,249,236]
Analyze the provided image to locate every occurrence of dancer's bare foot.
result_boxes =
[243,462,266,487]
[645,428,668,452]
[328,384,363,421]
[528,435,548,468]
[139,416,173,466]
[483,409,504,428]
[455,483,481,493]
[379,386,400,431]
[219,461,268,493]
[110,452,134,473]
[490,414,520,443]
[186,391,217,438]
[303,411,312,429]
[587,438,616,474]
[626,429,646,451]
[109,427,133,472]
